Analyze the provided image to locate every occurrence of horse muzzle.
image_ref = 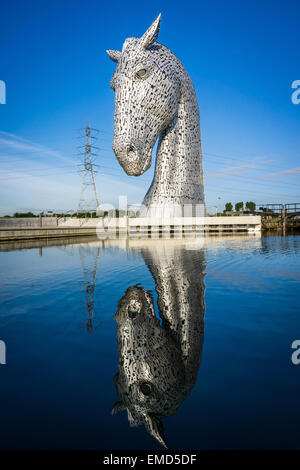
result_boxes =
[112,141,150,176]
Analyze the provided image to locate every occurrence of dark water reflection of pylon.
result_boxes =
[78,245,101,334]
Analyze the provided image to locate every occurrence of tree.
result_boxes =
[14,212,36,218]
[235,202,243,212]
[245,201,256,211]
[225,202,233,212]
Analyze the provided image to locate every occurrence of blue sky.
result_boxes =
[0,0,299,214]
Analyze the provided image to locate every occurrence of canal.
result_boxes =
[0,234,299,449]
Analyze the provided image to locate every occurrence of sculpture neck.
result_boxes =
[142,79,205,215]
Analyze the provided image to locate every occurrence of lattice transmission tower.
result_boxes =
[77,122,100,213]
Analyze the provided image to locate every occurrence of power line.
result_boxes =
[205,172,300,189]
[0,167,298,198]
[0,169,79,181]
[1,156,298,190]
[205,183,300,199]
[203,152,300,177]
[1,135,299,200]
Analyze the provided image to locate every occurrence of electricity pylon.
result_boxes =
[77,122,100,213]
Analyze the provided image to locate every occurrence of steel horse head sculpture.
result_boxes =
[107,14,205,217]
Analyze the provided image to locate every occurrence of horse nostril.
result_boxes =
[140,382,153,396]
[128,310,136,319]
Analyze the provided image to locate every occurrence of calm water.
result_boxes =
[0,234,299,450]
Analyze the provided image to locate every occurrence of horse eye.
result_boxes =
[135,69,147,79]
[140,382,152,396]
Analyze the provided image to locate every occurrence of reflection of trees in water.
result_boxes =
[113,244,206,448]
[78,245,101,334]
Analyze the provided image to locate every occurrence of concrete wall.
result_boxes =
[128,215,261,227]
[0,216,262,241]
[0,217,58,228]
[58,215,261,230]
[58,218,99,228]
[0,227,97,241]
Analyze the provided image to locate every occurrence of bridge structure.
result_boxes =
[257,203,300,232]
[258,203,300,217]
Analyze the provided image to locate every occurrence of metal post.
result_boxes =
[281,208,287,235]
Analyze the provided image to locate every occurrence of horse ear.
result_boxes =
[111,401,126,415]
[106,50,122,63]
[144,414,167,449]
[139,13,161,49]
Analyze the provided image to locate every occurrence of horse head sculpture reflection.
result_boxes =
[107,14,205,216]
[112,243,206,448]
